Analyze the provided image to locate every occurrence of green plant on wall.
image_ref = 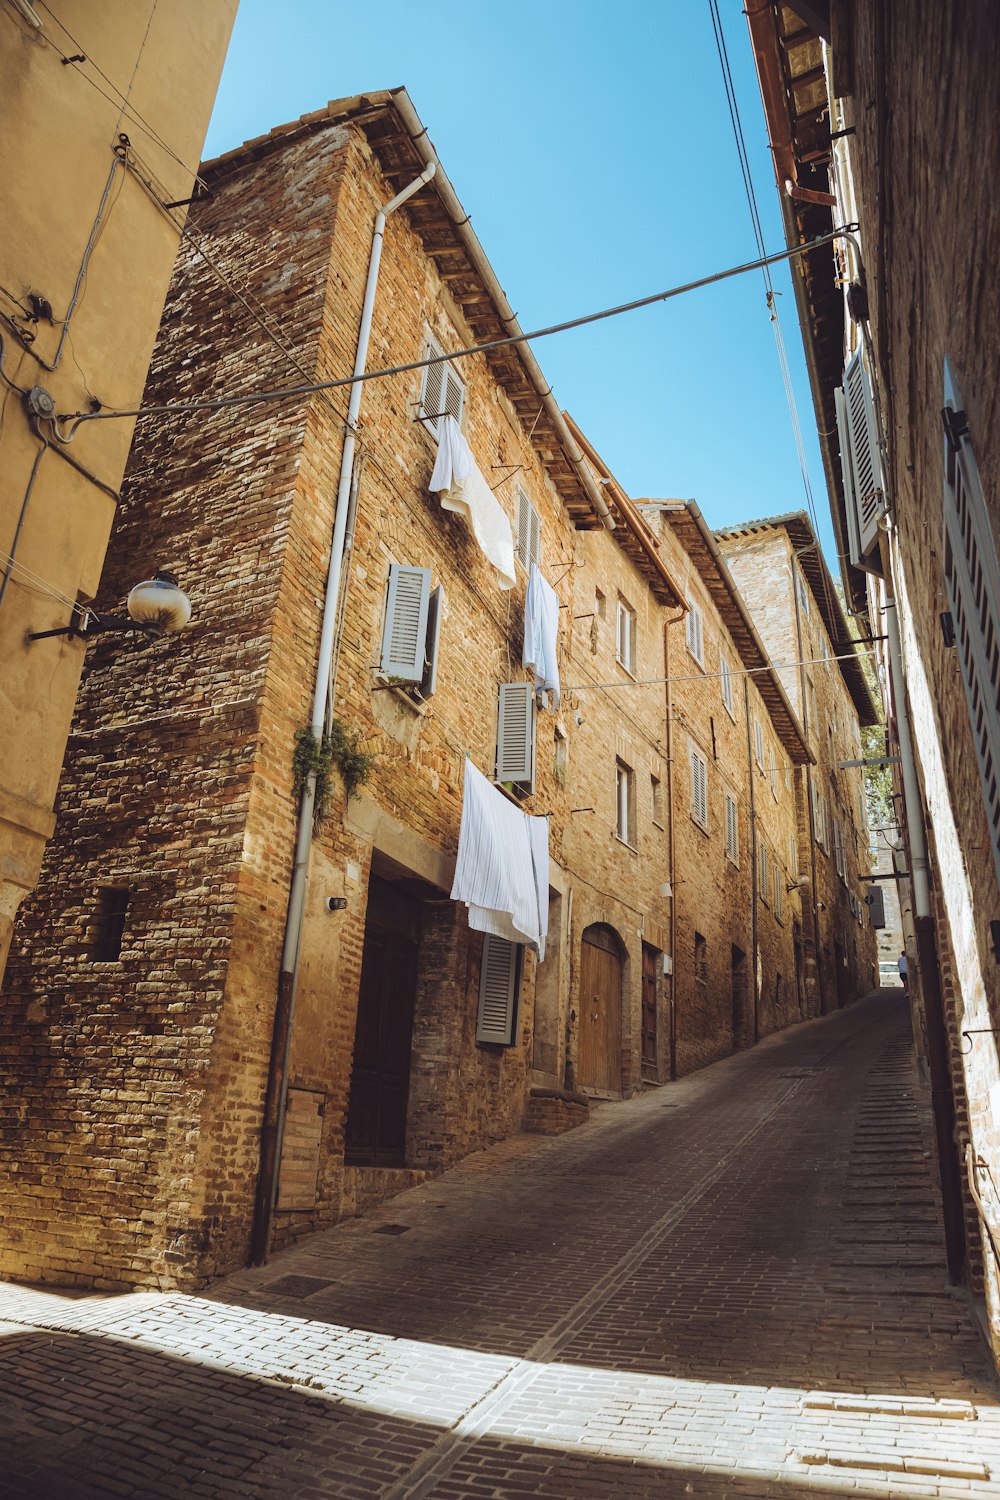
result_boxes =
[292,719,375,828]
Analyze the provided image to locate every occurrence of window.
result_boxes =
[942,354,1000,889]
[753,716,765,769]
[694,931,707,986]
[419,334,465,438]
[595,589,606,618]
[686,598,704,665]
[835,346,887,572]
[690,748,708,832]
[806,677,818,734]
[92,887,129,962]
[789,832,798,879]
[773,864,784,922]
[720,650,734,716]
[757,840,769,903]
[380,565,443,697]
[818,793,829,851]
[496,681,536,792]
[516,488,542,572]
[651,774,664,828]
[476,934,522,1045]
[724,793,739,866]
[769,745,778,798]
[795,567,811,619]
[616,597,636,675]
[616,760,636,846]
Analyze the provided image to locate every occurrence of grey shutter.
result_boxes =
[421,345,445,432]
[868,886,886,928]
[496,681,536,788]
[516,490,541,570]
[443,364,464,424]
[942,356,1000,889]
[529,501,541,570]
[837,349,886,572]
[420,584,444,698]
[381,564,431,681]
[476,934,520,1044]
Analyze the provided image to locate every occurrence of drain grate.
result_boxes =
[265,1274,334,1298]
[373,1223,411,1236]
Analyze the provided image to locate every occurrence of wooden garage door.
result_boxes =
[577,925,623,1096]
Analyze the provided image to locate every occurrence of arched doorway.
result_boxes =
[577,923,624,1096]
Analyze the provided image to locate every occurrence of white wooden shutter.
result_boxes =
[868,886,886,929]
[516,489,541,571]
[476,934,520,1045]
[724,793,738,862]
[420,342,445,433]
[836,348,886,572]
[686,602,704,664]
[690,750,707,829]
[442,364,464,424]
[496,681,536,788]
[381,564,431,680]
[420,585,444,698]
[942,355,1000,889]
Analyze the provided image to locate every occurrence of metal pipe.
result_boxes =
[663,618,678,1079]
[791,551,826,1016]
[251,162,436,1265]
[0,432,47,614]
[743,672,760,1045]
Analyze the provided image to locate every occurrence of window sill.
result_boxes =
[725,853,740,870]
[687,649,705,671]
[615,656,637,679]
[690,815,709,837]
[494,780,533,806]
[614,834,638,854]
[372,673,428,716]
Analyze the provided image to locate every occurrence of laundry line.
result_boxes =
[563,645,875,693]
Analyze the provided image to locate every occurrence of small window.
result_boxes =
[381,563,432,684]
[476,934,522,1046]
[753,716,765,769]
[516,488,542,573]
[419,334,465,438]
[651,774,664,828]
[769,746,778,798]
[595,589,607,618]
[92,887,129,962]
[806,677,818,734]
[757,841,769,904]
[690,748,708,832]
[773,864,784,922]
[686,599,704,665]
[496,682,536,792]
[720,650,734,715]
[724,793,739,866]
[694,931,707,986]
[616,597,637,675]
[616,760,636,846]
[789,832,798,879]
[795,567,811,620]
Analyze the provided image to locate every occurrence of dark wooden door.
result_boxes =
[731,944,748,1049]
[641,943,658,1071]
[345,887,418,1167]
[577,926,622,1095]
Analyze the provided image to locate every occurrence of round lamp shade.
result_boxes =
[126,571,192,635]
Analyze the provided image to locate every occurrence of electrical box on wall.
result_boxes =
[662,954,673,976]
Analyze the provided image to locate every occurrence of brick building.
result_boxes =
[745,0,1000,1359]
[717,512,879,1014]
[2,87,851,1292]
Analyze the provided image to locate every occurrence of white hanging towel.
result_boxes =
[523,562,560,707]
[429,415,516,590]
[451,759,549,959]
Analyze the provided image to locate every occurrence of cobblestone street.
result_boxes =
[0,990,996,1499]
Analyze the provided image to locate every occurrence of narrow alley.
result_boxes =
[0,990,995,1500]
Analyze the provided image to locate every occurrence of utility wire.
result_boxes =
[564,646,876,694]
[55,228,855,433]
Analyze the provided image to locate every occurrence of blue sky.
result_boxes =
[203,0,837,566]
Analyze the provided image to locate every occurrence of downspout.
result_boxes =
[743,674,760,1046]
[663,617,679,1079]
[251,160,436,1265]
[883,556,965,1284]
[791,550,826,1016]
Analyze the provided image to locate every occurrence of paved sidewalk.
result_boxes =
[0,991,997,1498]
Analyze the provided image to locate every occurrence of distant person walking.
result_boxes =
[898,951,908,992]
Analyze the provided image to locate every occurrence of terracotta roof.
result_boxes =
[655,502,813,765]
[714,510,880,726]
[560,415,686,607]
[199,89,611,533]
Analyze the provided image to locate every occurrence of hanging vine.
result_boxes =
[293,718,375,828]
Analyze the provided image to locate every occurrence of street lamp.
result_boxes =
[29,569,192,642]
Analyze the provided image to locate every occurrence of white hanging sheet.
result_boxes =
[451,758,549,959]
[429,415,516,590]
[523,562,560,706]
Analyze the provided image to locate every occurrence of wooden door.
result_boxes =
[731,944,748,1049]
[577,926,623,1095]
[345,881,419,1167]
[641,943,658,1072]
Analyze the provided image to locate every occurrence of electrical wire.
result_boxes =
[564,645,876,695]
[54,227,856,434]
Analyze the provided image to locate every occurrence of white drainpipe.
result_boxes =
[253,161,436,1261]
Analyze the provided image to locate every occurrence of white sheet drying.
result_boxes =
[451,758,549,959]
[429,415,516,590]
[523,562,560,707]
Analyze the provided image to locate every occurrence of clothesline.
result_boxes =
[563,646,875,693]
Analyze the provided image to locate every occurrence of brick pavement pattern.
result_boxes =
[0,991,997,1498]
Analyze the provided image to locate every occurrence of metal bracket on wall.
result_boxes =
[961,1028,1000,1054]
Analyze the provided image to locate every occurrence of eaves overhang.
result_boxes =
[658,501,814,766]
[200,88,613,534]
[715,509,879,727]
[745,1,870,622]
